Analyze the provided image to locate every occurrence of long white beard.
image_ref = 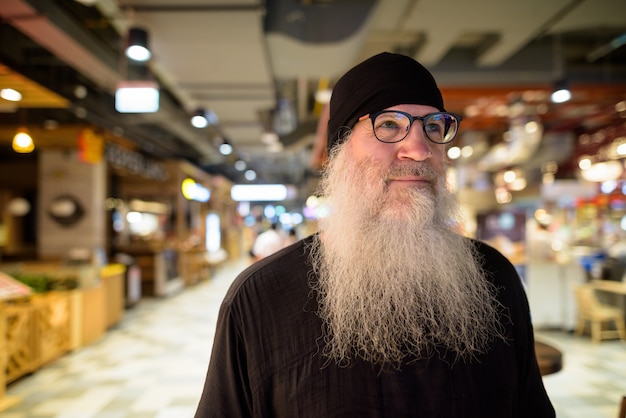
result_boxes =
[310,143,504,367]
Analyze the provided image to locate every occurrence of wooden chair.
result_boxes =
[572,284,626,343]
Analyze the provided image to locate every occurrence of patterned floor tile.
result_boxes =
[2,256,625,417]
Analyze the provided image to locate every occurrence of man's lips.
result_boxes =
[386,176,433,187]
[388,175,429,181]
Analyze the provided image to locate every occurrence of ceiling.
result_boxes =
[1,0,626,201]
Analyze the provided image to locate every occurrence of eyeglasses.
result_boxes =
[359,110,463,144]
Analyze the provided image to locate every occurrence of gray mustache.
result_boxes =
[385,162,438,181]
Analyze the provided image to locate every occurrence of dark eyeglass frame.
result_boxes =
[360,110,463,145]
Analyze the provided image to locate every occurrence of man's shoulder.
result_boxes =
[470,238,516,266]
[223,235,315,305]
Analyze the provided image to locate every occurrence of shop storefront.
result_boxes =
[0,129,240,394]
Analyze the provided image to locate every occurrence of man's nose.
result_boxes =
[395,123,433,161]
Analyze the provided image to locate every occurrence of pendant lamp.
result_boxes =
[125,27,151,62]
[550,79,571,104]
[12,127,35,153]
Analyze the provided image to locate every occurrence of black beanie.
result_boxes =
[327,52,446,151]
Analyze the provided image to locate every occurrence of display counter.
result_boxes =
[114,247,183,297]
[0,262,126,398]
[525,261,586,330]
[179,248,211,286]
[100,264,125,328]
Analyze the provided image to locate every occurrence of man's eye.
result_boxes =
[378,120,401,129]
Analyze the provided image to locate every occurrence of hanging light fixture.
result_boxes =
[12,127,35,153]
[125,27,151,62]
[191,109,209,128]
[115,80,159,113]
[190,108,218,128]
[117,26,158,112]
[219,142,233,156]
[550,34,571,104]
[550,79,571,103]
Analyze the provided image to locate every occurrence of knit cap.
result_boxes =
[327,52,445,151]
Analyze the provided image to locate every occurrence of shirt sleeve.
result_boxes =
[195,299,253,418]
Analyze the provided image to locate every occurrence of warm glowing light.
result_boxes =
[542,172,555,184]
[461,145,474,158]
[503,170,517,183]
[525,121,539,133]
[580,161,623,182]
[1,88,22,101]
[509,177,527,191]
[12,128,34,153]
[447,146,461,159]
[578,157,592,170]
[495,187,512,204]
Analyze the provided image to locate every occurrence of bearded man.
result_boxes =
[195,52,555,418]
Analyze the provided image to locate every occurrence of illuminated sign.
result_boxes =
[182,178,210,202]
[230,184,297,202]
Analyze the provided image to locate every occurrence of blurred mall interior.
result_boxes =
[1,0,626,416]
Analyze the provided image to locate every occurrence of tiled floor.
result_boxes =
[2,257,625,418]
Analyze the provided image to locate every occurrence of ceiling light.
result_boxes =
[503,170,517,183]
[74,85,88,99]
[495,187,512,204]
[580,161,623,182]
[578,156,592,170]
[231,184,289,202]
[550,80,571,103]
[125,27,151,62]
[190,108,218,128]
[1,88,22,102]
[219,143,233,155]
[12,127,35,153]
[115,81,159,113]
[234,160,247,171]
[191,109,209,128]
[244,169,257,181]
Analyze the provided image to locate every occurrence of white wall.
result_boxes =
[526,262,586,330]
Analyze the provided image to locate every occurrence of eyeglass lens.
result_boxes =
[373,111,459,144]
